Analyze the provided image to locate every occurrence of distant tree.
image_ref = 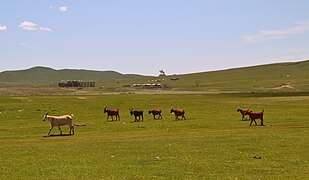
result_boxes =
[195,80,200,87]
[159,69,166,76]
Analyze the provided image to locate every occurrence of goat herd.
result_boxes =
[236,108,264,126]
[42,107,264,136]
[103,107,186,122]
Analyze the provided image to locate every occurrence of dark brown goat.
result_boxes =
[104,107,120,121]
[247,110,264,126]
[148,109,162,119]
[130,109,144,122]
[237,108,252,120]
[170,108,186,120]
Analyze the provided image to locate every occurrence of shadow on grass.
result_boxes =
[43,134,74,138]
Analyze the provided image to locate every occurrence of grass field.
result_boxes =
[0,93,308,179]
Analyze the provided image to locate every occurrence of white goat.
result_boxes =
[42,113,74,135]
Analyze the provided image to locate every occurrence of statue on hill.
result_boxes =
[159,69,166,77]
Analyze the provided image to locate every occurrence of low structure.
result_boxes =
[58,80,95,87]
[131,83,162,89]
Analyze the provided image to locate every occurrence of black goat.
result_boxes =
[130,109,144,122]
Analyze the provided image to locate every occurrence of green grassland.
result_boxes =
[0,93,308,179]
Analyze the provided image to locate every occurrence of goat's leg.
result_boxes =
[71,126,75,135]
[260,118,264,126]
[106,115,109,122]
[68,125,71,135]
[48,126,54,135]
[251,119,257,126]
[58,126,62,135]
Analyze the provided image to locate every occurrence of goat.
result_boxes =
[148,109,162,119]
[170,108,186,120]
[130,109,144,122]
[42,113,74,135]
[104,107,120,121]
[237,108,252,120]
[247,110,264,126]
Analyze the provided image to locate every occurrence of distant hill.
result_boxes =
[161,60,309,92]
[0,60,308,93]
[0,66,146,85]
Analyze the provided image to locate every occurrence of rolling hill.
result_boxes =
[0,66,146,85]
[161,60,309,92]
[0,60,308,93]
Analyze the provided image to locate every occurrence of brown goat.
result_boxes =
[130,109,144,122]
[237,108,252,120]
[148,109,162,119]
[104,107,120,121]
[170,108,186,120]
[247,110,264,126]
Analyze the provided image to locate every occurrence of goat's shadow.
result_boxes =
[106,120,120,122]
[43,134,74,138]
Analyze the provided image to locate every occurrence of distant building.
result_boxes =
[170,77,179,81]
[131,83,162,89]
[58,80,95,87]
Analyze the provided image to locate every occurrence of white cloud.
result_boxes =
[59,6,68,12]
[19,21,38,31]
[39,27,52,32]
[243,20,309,43]
[18,21,52,32]
[0,24,8,31]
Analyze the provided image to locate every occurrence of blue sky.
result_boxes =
[1,0,309,75]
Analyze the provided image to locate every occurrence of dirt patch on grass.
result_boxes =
[11,97,32,102]
[273,84,296,90]
[74,122,96,127]
[254,83,298,91]
[77,97,87,100]
[261,96,309,101]
[0,87,74,95]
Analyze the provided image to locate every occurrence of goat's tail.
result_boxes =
[262,109,264,113]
